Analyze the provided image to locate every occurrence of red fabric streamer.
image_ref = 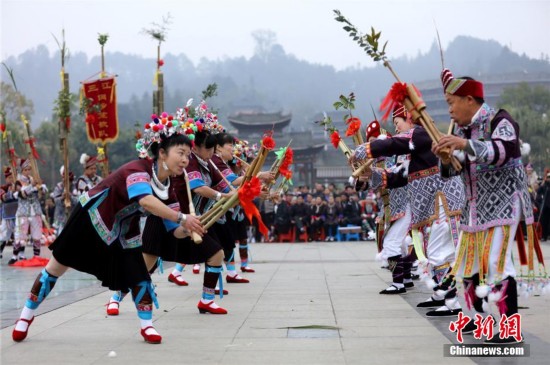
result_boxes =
[330,131,341,149]
[262,136,276,150]
[345,117,361,137]
[24,138,45,163]
[238,177,269,237]
[0,123,5,132]
[11,256,49,267]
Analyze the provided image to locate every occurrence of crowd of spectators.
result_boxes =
[253,183,380,243]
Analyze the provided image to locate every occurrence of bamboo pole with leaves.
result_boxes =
[53,29,72,212]
[97,33,110,177]
[143,14,171,116]
[333,10,461,171]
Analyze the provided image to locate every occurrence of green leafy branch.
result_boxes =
[142,13,172,45]
[98,33,109,46]
[79,97,101,116]
[201,83,218,101]
[53,88,73,121]
[333,92,356,122]
[333,10,388,63]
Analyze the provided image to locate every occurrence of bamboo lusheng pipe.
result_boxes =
[351,158,375,178]
[209,159,237,192]
[382,62,461,171]
[199,153,262,223]
[233,155,250,168]
[183,169,203,244]
[200,145,270,228]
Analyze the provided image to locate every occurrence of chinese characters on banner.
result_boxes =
[82,77,119,143]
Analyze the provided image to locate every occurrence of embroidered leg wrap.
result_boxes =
[204,265,223,299]
[387,255,404,284]
[32,239,40,257]
[403,253,413,280]
[239,242,249,267]
[132,281,159,320]
[14,240,25,257]
[224,250,236,272]
[493,276,517,316]
[26,269,58,310]
[0,241,6,255]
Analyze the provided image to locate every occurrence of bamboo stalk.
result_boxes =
[351,159,374,178]
[183,169,203,244]
[233,155,250,168]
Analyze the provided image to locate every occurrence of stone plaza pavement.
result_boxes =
[1,241,549,365]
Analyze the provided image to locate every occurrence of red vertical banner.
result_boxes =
[82,77,119,143]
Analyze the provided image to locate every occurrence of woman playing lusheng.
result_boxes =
[12,115,204,344]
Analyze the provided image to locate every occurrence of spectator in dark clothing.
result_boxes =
[309,196,326,241]
[536,172,550,241]
[324,195,340,241]
[291,195,310,241]
[312,183,325,199]
[342,193,362,227]
[273,194,292,238]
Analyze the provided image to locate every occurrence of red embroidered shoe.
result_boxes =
[226,274,249,283]
[12,317,34,342]
[106,300,119,316]
[240,266,255,273]
[192,264,200,274]
[197,300,227,314]
[167,273,189,286]
[140,326,162,344]
[215,288,229,295]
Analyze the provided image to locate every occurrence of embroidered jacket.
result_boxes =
[14,175,45,217]
[356,126,465,230]
[76,174,103,195]
[186,153,225,216]
[441,104,534,232]
[80,159,178,249]
[0,184,18,220]
[51,181,79,228]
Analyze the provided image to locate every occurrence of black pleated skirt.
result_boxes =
[141,215,222,264]
[49,203,150,291]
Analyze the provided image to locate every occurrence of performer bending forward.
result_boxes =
[12,126,201,344]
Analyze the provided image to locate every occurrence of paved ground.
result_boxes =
[1,241,549,365]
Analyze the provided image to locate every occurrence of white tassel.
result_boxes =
[375,252,385,262]
[404,235,412,246]
[59,165,65,176]
[488,290,502,303]
[408,140,415,151]
[481,300,490,314]
[520,142,531,157]
[541,284,550,296]
[476,284,490,298]
[453,150,465,162]
[80,153,89,166]
[426,278,437,290]
[377,134,388,140]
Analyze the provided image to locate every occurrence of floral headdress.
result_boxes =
[135,112,181,159]
[175,99,225,137]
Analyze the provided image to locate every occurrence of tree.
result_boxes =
[0,81,34,123]
[498,83,550,173]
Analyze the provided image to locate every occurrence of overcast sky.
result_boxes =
[1,0,549,70]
